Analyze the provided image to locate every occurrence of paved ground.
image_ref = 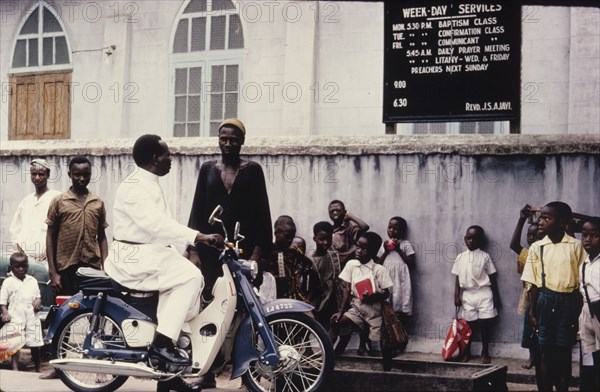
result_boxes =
[0,369,242,392]
[0,348,582,391]
[0,349,242,392]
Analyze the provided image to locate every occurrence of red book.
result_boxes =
[355,278,374,299]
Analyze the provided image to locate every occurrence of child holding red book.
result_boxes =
[329,232,394,370]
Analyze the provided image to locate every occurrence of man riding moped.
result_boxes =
[103,134,224,391]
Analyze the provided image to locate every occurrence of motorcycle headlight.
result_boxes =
[240,259,258,281]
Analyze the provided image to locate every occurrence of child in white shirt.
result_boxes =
[0,252,43,371]
[452,225,499,364]
[329,232,394,370]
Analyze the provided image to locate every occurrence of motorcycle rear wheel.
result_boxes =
[242,312,334,392]
[52,310,129,392]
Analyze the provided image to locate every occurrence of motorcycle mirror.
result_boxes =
[234,222,245,242]
[209,205,224,225]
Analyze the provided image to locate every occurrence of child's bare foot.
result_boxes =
[481,355,491,364]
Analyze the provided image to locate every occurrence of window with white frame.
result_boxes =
[171,0,244,137]
[397,121,508,135]
[12,2,71,70]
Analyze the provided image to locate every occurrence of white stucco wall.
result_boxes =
[520,6,600,135]
[0,1,598,140]
[314,2,385,136]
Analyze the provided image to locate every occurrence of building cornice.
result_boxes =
[1,135,599,157]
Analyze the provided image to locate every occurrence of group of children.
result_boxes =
[257,199,416,371]
[449,200,600,391]
[258,197,501,370]
[259,197,600,388]
[510,203,600,392]
[255,199,505,370]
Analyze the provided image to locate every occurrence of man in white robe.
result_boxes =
[104,134,223,367]
[10,159,60,261]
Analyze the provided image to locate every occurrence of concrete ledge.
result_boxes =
[331,356,508,391]
[1,134,599,156]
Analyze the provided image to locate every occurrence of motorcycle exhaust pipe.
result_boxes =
[50,358,171,378]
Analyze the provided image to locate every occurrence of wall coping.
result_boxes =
[1,134,599,156]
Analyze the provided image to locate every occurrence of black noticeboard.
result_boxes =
[383,1,521,123]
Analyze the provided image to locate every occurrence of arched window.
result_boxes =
[9,1,72,140]
[11,3,72,70]
[170,0,245,137]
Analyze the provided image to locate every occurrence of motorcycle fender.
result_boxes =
[261,298,314,316]
[231,299,314,379]
[45,293,94,344]
[44,293,154,344]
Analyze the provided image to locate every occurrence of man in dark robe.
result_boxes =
[187,119,272,388]
[188,118,272,299]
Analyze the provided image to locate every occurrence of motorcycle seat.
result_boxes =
[76,267,114,292]
[76,267,157,298]
[77,267,110,279]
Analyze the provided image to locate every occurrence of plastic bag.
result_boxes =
[442,308,472,361]
[0,322,25,361]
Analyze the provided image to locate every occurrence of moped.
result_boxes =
[44,205,334,391]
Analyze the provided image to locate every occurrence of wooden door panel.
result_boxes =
[14,83,28,137]
[10,76,37,139]
[9,72,71,140]
[42,81,56,136]
[55,74,70,139]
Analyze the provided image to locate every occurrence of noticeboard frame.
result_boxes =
[383,1,522,124]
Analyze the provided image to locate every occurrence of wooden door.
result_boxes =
[9,72,71,140]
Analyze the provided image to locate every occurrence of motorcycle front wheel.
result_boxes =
[52,310,129,392]
[242,312,334,392]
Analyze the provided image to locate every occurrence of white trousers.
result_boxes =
[579,303,600,354]
[104,242,203,341]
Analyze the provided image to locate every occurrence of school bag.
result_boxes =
[442,307,472,361]
[381,301,408,351]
